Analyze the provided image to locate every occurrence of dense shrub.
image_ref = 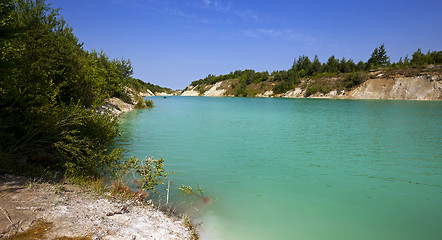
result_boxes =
[345,72,365,89]
[273,82,294,94]
[0,0,131,178]
[305,87,318,97]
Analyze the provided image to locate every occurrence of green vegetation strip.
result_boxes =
[189,44,441,97]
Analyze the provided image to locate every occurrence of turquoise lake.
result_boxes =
[117,96,442,240]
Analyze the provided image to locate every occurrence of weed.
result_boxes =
[109,181,149,201]
[179,185,211,204]
[182,215,200,240]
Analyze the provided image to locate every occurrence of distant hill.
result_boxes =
[182,65,441,100]
[182,46,441,100]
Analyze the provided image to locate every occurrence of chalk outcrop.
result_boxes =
[139,88,155,97]
[180,69,442,100]
[98,97,135,116]
[181,86,200,96]
[347,75,441,100]
[97,87,156,116]
[182,80,230,97]
[155,91,179,96]
[202,81,227,96]
[256,90,274,97]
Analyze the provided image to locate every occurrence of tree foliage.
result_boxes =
[188,43,440,95]
[0,0,156,179]
[367,44,390,68]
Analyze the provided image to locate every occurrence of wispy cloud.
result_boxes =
[163,7,231,24]
[242,28,317,44]
[202,0,232,12]
[200,0,259,21]
[233,9,259,21]
[110,0,157,7]
[112,0,260,25]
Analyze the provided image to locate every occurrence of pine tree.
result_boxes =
[367,44,390,68]
[311,55,322,74]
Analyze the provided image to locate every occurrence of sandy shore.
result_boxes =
[0,175,195,239]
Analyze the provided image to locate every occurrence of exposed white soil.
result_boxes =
[255,90,274,97]
[139,89,155,97]
[181,86,200,96]
[97,97,136,116]
[347,75,441,100]
[181,75,441,100]
[0,175,193,240]
[201,82,226,97]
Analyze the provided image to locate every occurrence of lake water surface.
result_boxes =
[117,96,442,240]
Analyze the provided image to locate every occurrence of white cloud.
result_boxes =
[242,28,317,44]
[200,0,258,21]
[203,0,229,10]
[233,9,259,21]
[113,0,260,24]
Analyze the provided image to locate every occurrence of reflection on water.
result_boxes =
[116,97,442,240]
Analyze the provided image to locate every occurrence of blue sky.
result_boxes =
[51,0,442,89]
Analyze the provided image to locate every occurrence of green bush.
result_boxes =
[145,100,154,108]
[319,86,331,94]
[345,72,364,89]
[134,99,154,109]
[199,87,206,95]
[109,156,172,195]
[305,87,318,97]
[273,82,293,94]
[0,0,129,180]
[135,100,145,109]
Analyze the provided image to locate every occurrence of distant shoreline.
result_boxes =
[181,66,442,101]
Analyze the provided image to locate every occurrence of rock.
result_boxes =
[139,89,154,97]
[256,90,274,97]
[181,86,199,96]
[282,88,303,98]
[97,97,135,116]
[347,76,442,100]
[202,81,226,97]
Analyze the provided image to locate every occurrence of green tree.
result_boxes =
[339,57,352,73]
[410,48,426,66]
[243,69,256,85]
[356,61,365,71]
[366,44,390,68]
[324,55,339,73]
[311,55,322,74]
[428,50,442,64]
[261,71,269,81]
[114,58,134,79]
[397,57,404,67]
[403,55,410,66]
[293,55,313,76]
[0,0,133,179]
[253,72,263,83]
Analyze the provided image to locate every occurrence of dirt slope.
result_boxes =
[347,75,441,100]
[181,67,442,100]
